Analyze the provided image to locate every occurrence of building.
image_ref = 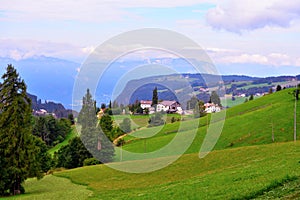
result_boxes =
[140,100,182,114]
[204,103,221,113]
[140,100,152,109]
[156,101,182,113]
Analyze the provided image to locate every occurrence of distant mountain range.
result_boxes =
[0,56,299,110]
[115,73,300,108]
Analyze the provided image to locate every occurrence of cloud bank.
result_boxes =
[206,0,300,32]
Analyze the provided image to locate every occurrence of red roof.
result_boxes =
[140,100,152,105]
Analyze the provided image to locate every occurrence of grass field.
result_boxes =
[118,89,299,157]
[3,175,92,200]
[221,95,261,108]
[47,126,78,155]
[10,141,300,199]
[113,114,187,131]
[7,88,300,199]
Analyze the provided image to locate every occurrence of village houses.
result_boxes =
[140,100,183,114]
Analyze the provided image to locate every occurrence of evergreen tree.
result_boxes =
[276,85,282,92]
[187,96,199,110]
[78,89,114,164]
[101,103,106,110]
[78,89,97,129]
[32,116,71,147]
[99,114,113,139]
[269,88,273,94]
[68,113,75,125]
[152,87,158,106]
[193,101,206,118]
[33,137,52,173]
[290,84,300,100]
[56,137,92,169]
[32,116,50,145]
[210,91,221,106]
[249,94,254,101]
[0,65,42,195]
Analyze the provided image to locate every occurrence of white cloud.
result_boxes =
[219,53,268,65]
[296,58,300,66]
[0,39,90,62]
[0,0,215,22]
[210,50,300,67]
[206,0,300,32]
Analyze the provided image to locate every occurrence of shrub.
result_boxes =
[83,158,100,166]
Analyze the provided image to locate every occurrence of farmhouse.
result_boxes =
[157,101,181,113]
[140,100,152,109]
[204,103,221,113]
[140,100,182,114]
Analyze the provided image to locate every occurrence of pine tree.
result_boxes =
[0,65,42,195]
[152,87,158,106]
[193,101,206,118]
[210,91,221,106]
[78,89,97,129]
[56,137,92,169]
[276,85,282,92]
[68,113,75,125]
[78,89,114,164]
[187,96,199,110]
[249,94,254,101]
[99,114,113,138]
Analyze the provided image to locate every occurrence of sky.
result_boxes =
[1,0,300,77]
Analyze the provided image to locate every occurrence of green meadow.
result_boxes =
[7,88,300,199]
[48,126,79,156]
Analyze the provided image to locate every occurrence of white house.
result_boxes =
[140,100,182,114]
[140,100,152,109]
[156,101,182,113]
[204,103,221,113]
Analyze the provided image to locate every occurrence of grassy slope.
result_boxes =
[12,88,300,199]
[48,126,78,155]
[3,175,92,200]
[119,89,299,156]
[221,96,261,108]
[113,114,186,131]
[54,141,300,199]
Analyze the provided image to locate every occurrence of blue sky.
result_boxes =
[1,0,300,76]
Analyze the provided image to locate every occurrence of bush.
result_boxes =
[83,158,100,166]
[120,118,131,133]
[116,138,125,146]
[148,113,165,127]
[171,117,176,123]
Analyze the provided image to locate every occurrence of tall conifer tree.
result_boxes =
[78,89,114,163]
[0,65,42,195]
[152,87,158,106]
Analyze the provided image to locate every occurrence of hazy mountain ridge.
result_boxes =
[116,73,299,106]
[1,56,299,109]
[0,56,79,109]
